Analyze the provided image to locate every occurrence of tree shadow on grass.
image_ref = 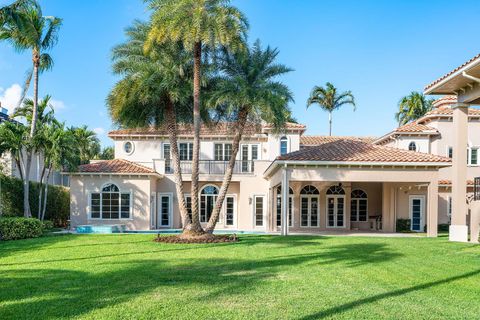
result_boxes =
[0,239,404,319]
[298,269,480,320]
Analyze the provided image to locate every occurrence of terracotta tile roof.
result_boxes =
[301,135,375,146]
[438,180,474,186]
[278,137,451,164]
[432,95,457,108]
[394,122,438,133]
[424,53,480,90]
[109,122,305,137]
[77,159,157,175]
[423,106,480,117]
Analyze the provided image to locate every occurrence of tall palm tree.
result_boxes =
[306,82,356,136]
[395,91,434,126]
[204,40,293,233]
[0,0,61,216]
[0,121,29,181]
[108,21,194,229]
[69,126,101,165]
[146,0,248,235]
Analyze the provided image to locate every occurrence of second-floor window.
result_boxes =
[469,147,478,165]
[408,141,417,152]
[214,143,232,161]
[280,137,288,155]
[179,143,193,161]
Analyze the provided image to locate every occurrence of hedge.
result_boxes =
[0,217,44,240]
[0,175,70,227]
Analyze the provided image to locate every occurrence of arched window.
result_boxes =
[351,189,368,222]
[300,185,319,195]
[300,185,319,227]
[200,185,219,223]
[280,136,288,155]
[276,186,293,227]
[90,183,131,219]
[326,185,345,195]
[408,141,417,152]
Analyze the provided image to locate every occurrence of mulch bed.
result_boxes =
[154,233,239,244]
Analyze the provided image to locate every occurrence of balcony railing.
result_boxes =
[165,160,255,175]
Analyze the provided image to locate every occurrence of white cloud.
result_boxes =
[50,99,66,111]
[93,127,105,135]
[0,83,22,113]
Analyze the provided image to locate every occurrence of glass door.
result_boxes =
[410,196,425,232]
[326,196,345,228]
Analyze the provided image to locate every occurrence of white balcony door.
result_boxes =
[240,144,259,172]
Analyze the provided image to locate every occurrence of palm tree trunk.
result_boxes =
[165,100,191,229]
[30,52,39,138]
[23,153,31,217]
[328,111,332,136]
[205,107,249,233]
[41,165,51,221]
[37,161,47,219]
[188,41,204,235]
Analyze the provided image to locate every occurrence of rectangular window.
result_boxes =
[447,146,453,159]
[225,196,235,226]
[254,196,264,227]
[214,143,233,161]
[470,148,478,165]
[91,193,101,218]
[179,143,193,161]
[163,143,171,173]
[159,195,171,227]
[185,195,192,222]
[91,192,130,219]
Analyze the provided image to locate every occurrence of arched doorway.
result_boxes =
[200,185,219,223]
[326,185,345,228]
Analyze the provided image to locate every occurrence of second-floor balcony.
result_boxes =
[163,160,256,175]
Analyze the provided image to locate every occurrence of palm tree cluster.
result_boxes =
[0,95,103,220]
[108,0,294,237]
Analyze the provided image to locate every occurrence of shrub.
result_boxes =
[396,219,411,232]
[0,217,44,240]
[42,220,54,231]
[0,175,70,227]
[438,224,450,232]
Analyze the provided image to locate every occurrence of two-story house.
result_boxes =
[69,119,450,235]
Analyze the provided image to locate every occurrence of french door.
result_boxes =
[326,196,345,228]
[300,196,319,227]
[157,193,172,228]
[409,196,425,232]
[241,144,259,172]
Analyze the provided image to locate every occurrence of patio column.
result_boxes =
[382,183,395,232]
[470,201,480,243]
[281,166,290,236]
[427,178,438,237]
[451,104,469,242]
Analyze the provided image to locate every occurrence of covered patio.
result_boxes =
[263,137,451,236]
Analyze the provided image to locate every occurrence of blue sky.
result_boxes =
[0,0,479,147]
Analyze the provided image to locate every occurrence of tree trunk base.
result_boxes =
[154,232,238,244]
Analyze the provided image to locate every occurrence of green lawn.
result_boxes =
[0,234,479,319]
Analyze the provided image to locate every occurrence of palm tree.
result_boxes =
[146,0,248,235]
[108,21,194,229]
[204,40,293,233]
[69,126,101,165]
[395,91,434,126]
[306,82,356,136]
[0,0,61,216]
[0,121,29,181]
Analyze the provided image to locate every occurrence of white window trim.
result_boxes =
[162,142,170,159]
[158,192,173,228]
[276,193,294,228]
[240,143,261,161]
[350,190,368,222]
[179,142,194,161]
[88,183,133,221]
[468,146,479,166]
[214,143,233,161]
[253,194,266,228]
[280,136,289,156]
[299,195,319,228]
[325,195,346,228]
[409,195,425,232]
[223,194,237,228]
[124,141,135,155]
[199,184,220,223]
[408,141,417,152]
